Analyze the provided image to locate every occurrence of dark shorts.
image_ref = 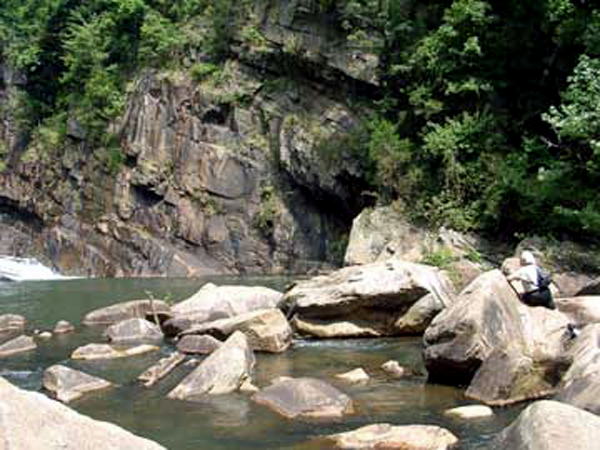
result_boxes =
[521,288,555,310]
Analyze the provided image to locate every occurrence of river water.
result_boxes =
[0,277,522,449]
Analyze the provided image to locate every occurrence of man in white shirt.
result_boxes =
[507,250,555,310]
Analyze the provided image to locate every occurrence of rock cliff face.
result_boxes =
[0,1,377,276]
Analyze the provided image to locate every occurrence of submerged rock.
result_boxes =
[104,318,163,343]
[71,343,159,360]
[179,308,292,353]
[493,400,600,449]
[282,260,455,338]
[83,299,171,325]
[137,352,186,388]
[335,368,370,384]
[444,405,494,420]
[53,320,75,334]
[324,423,458,450]
[0,335,36,357]
[43,365,112,403]
[0,376,165,449]
[252,377,353,420]
[168,331,255,399]
[0,314,26,333]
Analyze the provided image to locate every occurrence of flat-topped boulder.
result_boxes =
[0,376,165,449]
[170,283,284,323]
[324,423,458,449]
[43,365,113,403]
[179,308,292,353]
[252,377,354,420]
[493,400,600,449]
[71,343,159,360]
[168,331,255,399]
[0,314,26,332]
[104,318,163,343]
[424,270,568,386]
[282,260,455,338]
[0,335,36,358]
[176,335,222,354]
[83,299,171,325]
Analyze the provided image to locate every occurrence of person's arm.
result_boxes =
[506,267,523,282]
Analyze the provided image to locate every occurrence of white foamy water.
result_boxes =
[0,256,69,281]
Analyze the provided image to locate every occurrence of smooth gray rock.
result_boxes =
[556,370,600,415]
[43,365,112,403]
[0,376,165,449]
[168,331,255,399]
[252,377,353,420]
[492,400,600,450]
[176,335,222,354]
[83,299,171,325]
[103,318,163,343]
[179,308,292,353]
[0,335,36,358]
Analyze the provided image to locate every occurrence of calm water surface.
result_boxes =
[0,277,522,449]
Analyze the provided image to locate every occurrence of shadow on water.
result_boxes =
[0,277,522,449]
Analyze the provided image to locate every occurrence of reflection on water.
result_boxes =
[0,277,521,449]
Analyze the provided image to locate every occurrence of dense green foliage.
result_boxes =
[1,0,600,242]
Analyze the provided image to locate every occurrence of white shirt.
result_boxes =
[511,264,539,293]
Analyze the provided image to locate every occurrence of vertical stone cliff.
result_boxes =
[0,0,380,277]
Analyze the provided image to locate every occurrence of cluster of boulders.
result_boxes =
[2,235,600,448]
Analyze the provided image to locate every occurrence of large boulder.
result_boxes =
[577,277,600,296]
[83,299,171,325]
[555,324,600,413]
[282,260,455,338]
[43,365,113,403]
[168,283,284,325]
[168,331,255,399]
[179,308,292,353]
[324,423,459,449]
[556,296,600,326]
[0,314,26,333]
[465,347,567,406]
[252,377,354,420]
[492,400,600,449]
[423,270,569,387]
[0,377,164,449]
[0,335,36,358]
[103,318,164,343]
[555,371,600,415]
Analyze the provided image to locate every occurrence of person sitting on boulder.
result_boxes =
[506,250,556,310]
